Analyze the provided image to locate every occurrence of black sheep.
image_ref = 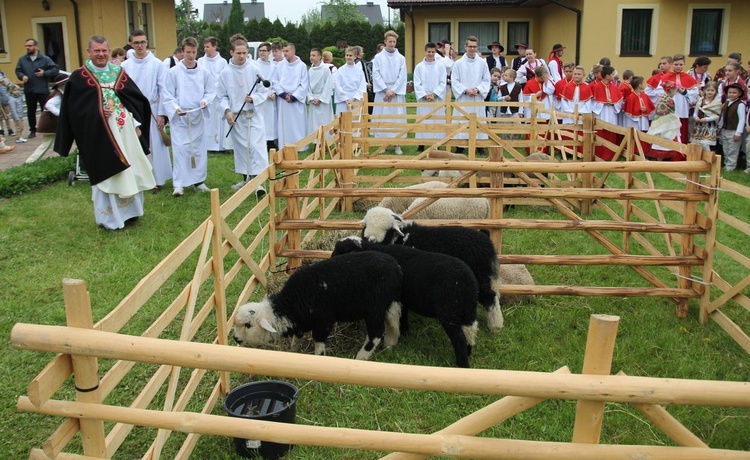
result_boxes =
[361,206,504,333]
[332,236,479,367]
[233,251,402,360]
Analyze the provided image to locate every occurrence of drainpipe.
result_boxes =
[548,0,581,66]
[69,0,83,67]
[403,6,415,70]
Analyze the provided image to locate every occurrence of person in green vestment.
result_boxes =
[55,35,155,230]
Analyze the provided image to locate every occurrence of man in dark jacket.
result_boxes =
[15,38,58,138]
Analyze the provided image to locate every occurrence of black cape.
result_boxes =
[54,64,151,185]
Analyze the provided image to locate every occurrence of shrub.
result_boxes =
[0,154,76,198]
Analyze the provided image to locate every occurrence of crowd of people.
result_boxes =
[4,30,750,230]
[475,43,750,169]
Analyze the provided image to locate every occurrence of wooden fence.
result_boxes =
[11,98,750,458]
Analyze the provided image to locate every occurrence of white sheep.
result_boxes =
[404,196,490,220]
[377,180,448,214]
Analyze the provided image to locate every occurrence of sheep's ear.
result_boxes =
[259,318,277,333]
[391,213,403,223]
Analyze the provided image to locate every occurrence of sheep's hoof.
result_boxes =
[487,307,505,333]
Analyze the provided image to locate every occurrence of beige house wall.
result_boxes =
[0,0,176,79]
[399,0,750,78]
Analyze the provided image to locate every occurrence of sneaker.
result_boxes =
[28,131,36,139]
[394,146,403,155]
[195,183,211,192]
[16,137,27,143]
[0,145,16,154]
[151,185,162,194]
[231,180,246,190]
[8,129,14,136]
[255,185,266,197]
[172,187,184,196]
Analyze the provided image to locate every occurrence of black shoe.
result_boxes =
[0,130,4,136]
[7,129,13,136]
[151,185,162,194]
[28,131,36,139]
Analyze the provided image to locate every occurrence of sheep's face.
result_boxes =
[233,300,278,347]
[361,206,403,243]
[331,236,364,257]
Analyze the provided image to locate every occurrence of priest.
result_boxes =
[372,30,408,154]
[197,36,229,152]
[413,42,447,149]
[306,48,334,138]
[273,42,308,150]
[451,35,491,149]
[55,35,155,230]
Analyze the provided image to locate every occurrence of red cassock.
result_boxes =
[623,92,656,157]
[623,91,655,118]
[647,72,666,89]
[554,77,572,100]
[523,77,548,100]
[559,81,593,102]
[590,81,623,160]
[619,82,633,101]
[660,72,699,90]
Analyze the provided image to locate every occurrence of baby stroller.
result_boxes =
[67,154,89,185]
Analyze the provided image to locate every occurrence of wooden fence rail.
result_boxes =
[12,99,749,458]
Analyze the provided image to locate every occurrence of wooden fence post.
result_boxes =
[210,190,230,395]
[581,113,595,215]
[63,278,107,457]
[489,146,504,252]
[699,149,722,324]
[340,110,354,213]
[676,143,703,318]
[282,146,303,270]
[572,314,620,444]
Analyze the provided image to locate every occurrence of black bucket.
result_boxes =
[223,380,299,459]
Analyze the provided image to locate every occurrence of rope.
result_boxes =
[671,272,712,286]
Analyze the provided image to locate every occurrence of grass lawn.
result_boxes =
[1,150,749,458]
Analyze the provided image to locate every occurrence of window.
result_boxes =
[126,0,154,46]
[428,22,450,44]
[507,22,529,55]
[690,9,722,55]
[458,22,499,52]
[620,9,652,56]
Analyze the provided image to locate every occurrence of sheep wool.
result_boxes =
[233,251,403,360]
[362,206,504,333]
[404,196,490,220]
[333,236,479,367]
[377,180,448,214]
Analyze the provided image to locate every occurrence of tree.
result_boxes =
[175,0,202,43]
[226,0,245,36]
[319,0,368,26]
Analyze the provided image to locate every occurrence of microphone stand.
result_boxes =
[226,76,267,138]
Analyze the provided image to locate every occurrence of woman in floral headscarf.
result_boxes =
[647,80,685,160]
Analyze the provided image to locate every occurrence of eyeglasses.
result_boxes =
[132,40,147,45]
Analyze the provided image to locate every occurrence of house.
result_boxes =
[203,0,265,25]
[322,1,384,26]
[386,0,750,77]
[0,0,177,77]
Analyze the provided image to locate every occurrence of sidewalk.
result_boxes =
[0,133,58,172]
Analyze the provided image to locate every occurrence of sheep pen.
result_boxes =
[8,110,750,459]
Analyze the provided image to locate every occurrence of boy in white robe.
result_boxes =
[256,42,278,151]
[451,35,491,147]
[121,29,172,191]
[334,47,367,114]
[197,37,229,152]
[163,37,215,196]
[413,42,447,147]
[273,43,308,150]
[217,38,270,195]
[372,30,407,153]
[307,48,334,138]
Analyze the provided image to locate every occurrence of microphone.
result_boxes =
[255,74,271,87]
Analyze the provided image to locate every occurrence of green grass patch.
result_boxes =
[2,153,749,458]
